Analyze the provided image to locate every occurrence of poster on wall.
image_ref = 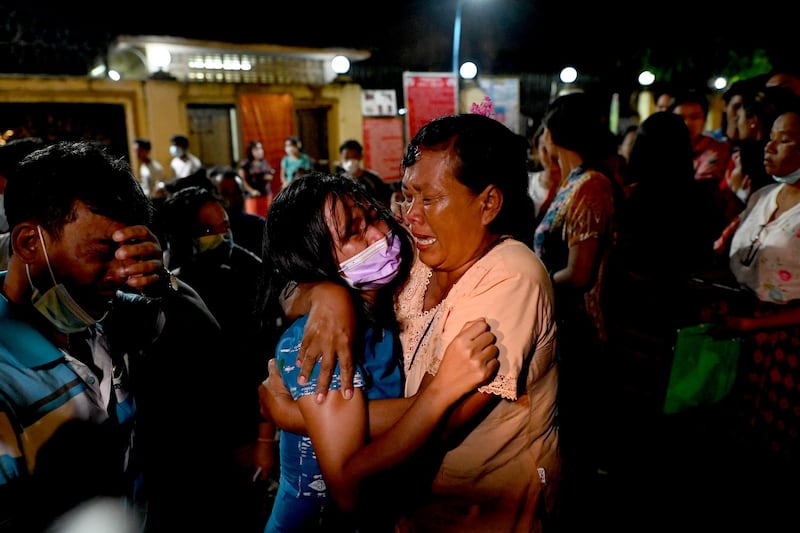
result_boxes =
[362,89,398,117]
[478,76,521,134]
[363,116,404,183]
[403,72,458,140]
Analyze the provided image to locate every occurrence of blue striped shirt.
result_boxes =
[0,275,139,527]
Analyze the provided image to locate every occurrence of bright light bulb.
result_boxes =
[638,70,656,86]
[459,61,478,80]
[560,66,578,84]
[331,55,350,74]
[149,46,171,70]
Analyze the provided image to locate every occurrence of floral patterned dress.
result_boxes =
[728,183,800,460]
[533,165,615,345]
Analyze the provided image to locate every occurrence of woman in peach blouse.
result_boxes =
[267,112,562,531]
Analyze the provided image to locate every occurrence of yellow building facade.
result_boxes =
[0,36,370,181]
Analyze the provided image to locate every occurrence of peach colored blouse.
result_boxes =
[394,238,561,532]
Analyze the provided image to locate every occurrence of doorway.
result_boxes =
[187,104,236,169]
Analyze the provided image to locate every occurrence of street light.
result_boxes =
[452,0,487,74]
[452,0,465,74]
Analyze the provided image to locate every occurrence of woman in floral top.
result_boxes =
[532,92,616,520]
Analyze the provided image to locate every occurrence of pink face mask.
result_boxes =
[338,232,402,290]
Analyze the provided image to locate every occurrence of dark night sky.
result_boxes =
[0,0,793,89]
[111,0,790,78]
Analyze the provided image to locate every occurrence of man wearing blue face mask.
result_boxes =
[0,141,168,531]
[0,141,248,532]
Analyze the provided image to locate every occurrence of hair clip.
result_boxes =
[470,96,496,118]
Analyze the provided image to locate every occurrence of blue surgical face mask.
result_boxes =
[338,232,402,290]
[772,166,800,185]
[170,145,185,158]
[192,230,234,264]
[27,226,105,334]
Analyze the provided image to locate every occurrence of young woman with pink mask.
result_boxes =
[258,172,499,532]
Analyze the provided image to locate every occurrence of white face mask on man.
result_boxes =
[342,159,361,176]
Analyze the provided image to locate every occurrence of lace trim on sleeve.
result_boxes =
[425,305,519,401]
[478,372,518,400]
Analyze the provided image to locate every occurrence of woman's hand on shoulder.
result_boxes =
[290,282,357,402]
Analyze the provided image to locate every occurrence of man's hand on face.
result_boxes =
[112,225,166,291]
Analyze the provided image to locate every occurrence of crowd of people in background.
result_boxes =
[2,66,800,532]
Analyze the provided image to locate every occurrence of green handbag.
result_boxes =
[663,323,742,415]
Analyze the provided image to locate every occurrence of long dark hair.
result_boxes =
[258,171,413,343]
[542,91,625,211]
